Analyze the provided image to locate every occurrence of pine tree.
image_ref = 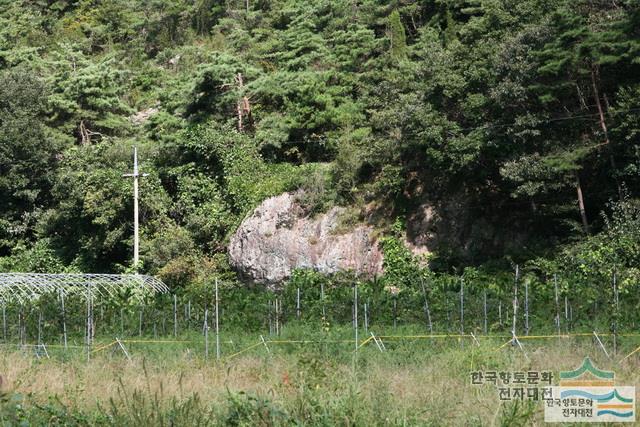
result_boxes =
[388,10,407,60]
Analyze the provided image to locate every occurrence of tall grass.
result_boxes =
[0,328,637,426]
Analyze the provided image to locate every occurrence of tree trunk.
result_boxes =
[575,171,589,234]
[591,64,623,200]
[236,73,243,132]
[235,73,251,132]
[79,120,90,145]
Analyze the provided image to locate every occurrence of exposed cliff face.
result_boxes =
[228,193,383,285]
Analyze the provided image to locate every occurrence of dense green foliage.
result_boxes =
[0,0,639,297]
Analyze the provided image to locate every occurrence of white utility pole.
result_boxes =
[122,147,148,273]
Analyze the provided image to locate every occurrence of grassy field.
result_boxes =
[0,326,637,426]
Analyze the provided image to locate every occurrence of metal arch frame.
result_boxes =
[0,274,169,304]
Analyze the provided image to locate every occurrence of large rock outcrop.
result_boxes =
[229,193,383,285]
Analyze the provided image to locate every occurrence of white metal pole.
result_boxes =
[483,289,487,335]
[134,183,139,271]
[37,309,42,345]
[364,302,368,333]
[2,303,5,342]
[421,278,433,333]
[593,331,611,359]
[445,294,451,331]
[275,298,280,335]
[320,282,326,321]
[122,147,148,274]
[460,277,464,335]
[613,269,619,355]
[133,147,140,271]
[524,279,529,335]
[174,294,178,337]
[268,299,272,335]
[354,283,358,352]
[90,286,94,344]
[204,309,209,360]
[564,295,568,333]
[393,296,397,330]
[554,274,560,336]
[215,279,220,360]
[86,286,91,361]
[512,265,519,340]
[19,307,23,346]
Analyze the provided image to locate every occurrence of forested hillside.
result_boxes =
[1,0,639,287]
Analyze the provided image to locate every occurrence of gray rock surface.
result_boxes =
[229,193,383,285]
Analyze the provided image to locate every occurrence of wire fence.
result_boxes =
[8,330,638,367]
[0,269,639,364]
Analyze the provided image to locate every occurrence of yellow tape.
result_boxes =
[519,335,572,339]
[223,341,263,361]
[620,344,640,362]
[266,339,356,344]
[91,340,117,354]
[495,339,514,351]
[41,344,85,349]
[357,335,374,349]
[3,343,86,349]
[378,334,476,339]
[5,331,640,356]
[122,339,193,344]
